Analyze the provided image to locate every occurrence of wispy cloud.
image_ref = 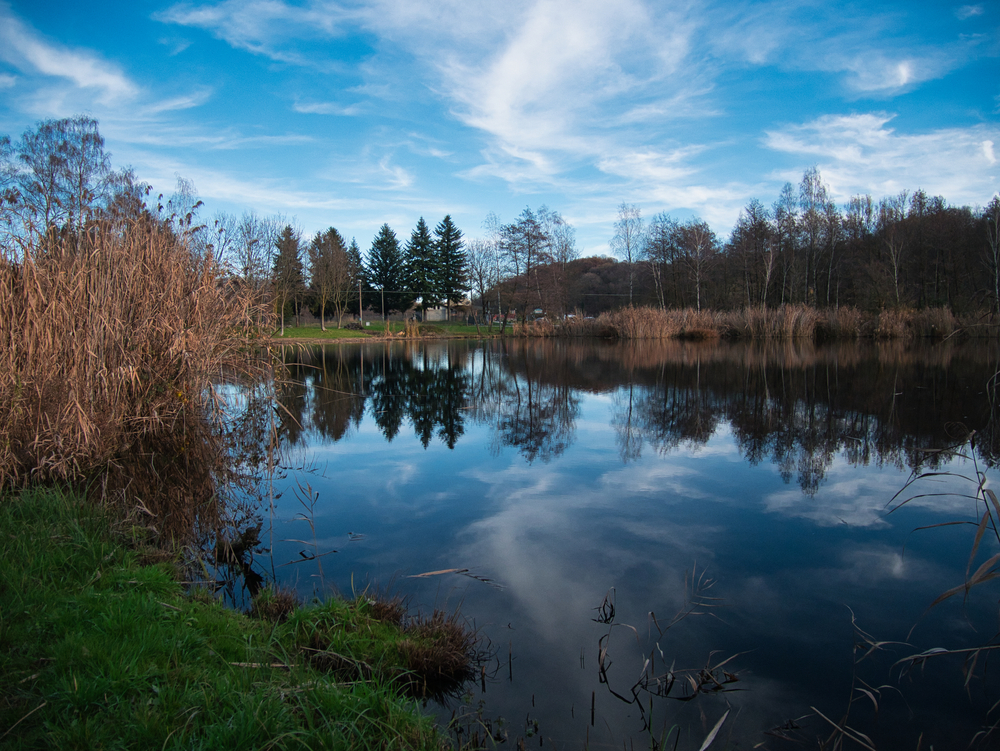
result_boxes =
[765,113,1000,204]
[0,3,138,102]
[0,73,15,89]
[821,50,966,94]
[293,100,363,116]
[143,88,214,114]
[155,0,355,66]
[956,5,984,20]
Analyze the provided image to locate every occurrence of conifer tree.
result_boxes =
[405,217,439,316]
[367,224,410,319]
[347,237,365,319]
[272,224,305,335]
[434,215,467,319]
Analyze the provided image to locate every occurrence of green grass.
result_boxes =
[0,487,459,750]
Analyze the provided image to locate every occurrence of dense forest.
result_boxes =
[3,117,999,325]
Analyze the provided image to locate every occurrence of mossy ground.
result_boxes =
[0,487,470,750]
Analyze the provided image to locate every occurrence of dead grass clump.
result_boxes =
[523,318,557,337]
[815,307,863,340]
[251,585,298,622]
[597,306,680,339]
[398,610,477,697]
[868,308,913,339]
[0,210,268,534]
[368,593,407,625]
[910,306,956,339]
[715,305,818,339]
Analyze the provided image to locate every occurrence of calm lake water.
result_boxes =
[233,338,1000,750]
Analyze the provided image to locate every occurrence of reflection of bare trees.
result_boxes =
[471,340,580,463]
[266,339,999,490]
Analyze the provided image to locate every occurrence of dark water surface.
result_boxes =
[242,338,1000,749]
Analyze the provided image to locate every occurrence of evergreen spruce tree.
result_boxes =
[272,224,305,336]
[434,215,467,319]
[405,217,439,317]
[367,224,410,319]
[347,237,365,320]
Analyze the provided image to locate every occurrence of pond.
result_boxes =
[231,338,1000,750]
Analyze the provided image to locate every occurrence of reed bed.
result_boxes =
[0,214,267,532]
[556,304,988,342]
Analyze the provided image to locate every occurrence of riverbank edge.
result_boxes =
[267,305,1000,345]
[0,486,459,750]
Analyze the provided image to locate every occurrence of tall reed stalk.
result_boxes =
[0,211,268,532]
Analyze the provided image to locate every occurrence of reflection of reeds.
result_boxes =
[0,213,268,533]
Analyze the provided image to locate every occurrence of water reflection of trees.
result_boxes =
[476,340,579,463]
[272,338,1000,490]
[279,343,472,450]
[603,339,1000,494]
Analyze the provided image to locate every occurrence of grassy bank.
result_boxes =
[0,487,473,750]
[271,321,489,341]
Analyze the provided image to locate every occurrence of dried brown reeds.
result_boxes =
[559,304,979,341]
[910,306,957,339]
[0,213,268,533]
[815,306,864,340]
[595,306,724,340]
[722,304,820,339]
[869,308,911,339]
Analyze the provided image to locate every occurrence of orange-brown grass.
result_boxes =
[910,306,957,339]
[869,308,912,339]
[0,213,268,535]
[595,306,707,339]
[815,307,864,340]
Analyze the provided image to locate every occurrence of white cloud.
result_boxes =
[293,100,363,116]
[984,140,997,166]
[156,0,354,65]
[956,5,985,20]
[143,88,214,114]
[0,3,138,102]
[765,113,1000,204]
[823,52,961,94]
[0,73,15,88]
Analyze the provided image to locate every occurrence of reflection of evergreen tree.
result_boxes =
[369,350,409,442]
[311,348,365,442]
[259,339,999,494]
[436,363,467,449]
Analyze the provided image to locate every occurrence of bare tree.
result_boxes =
[500,207,548,323]
[773,182,798,304]
[466,237,497,327]
[612,202,644,306]
[798,167,829,305]
[538,206,577,318]
[3,116,113,249]
[729,199,774,307]
[677,218,717,311]
[877,191,909,308]
[644,212,679,309]
[230,210,280,293]
[308,227,351,330]
[984,195,1000,315]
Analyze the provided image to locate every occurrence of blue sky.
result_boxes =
[0,0,997,256]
